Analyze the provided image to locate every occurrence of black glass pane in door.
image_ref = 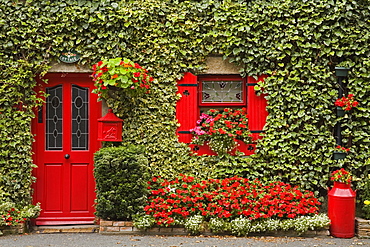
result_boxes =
[46,85,63,150]
[72,85,89,150]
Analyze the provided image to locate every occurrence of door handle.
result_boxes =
[65,154,70,159]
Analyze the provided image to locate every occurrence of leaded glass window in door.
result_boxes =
[46,85,63,150]
[72,85,89,150]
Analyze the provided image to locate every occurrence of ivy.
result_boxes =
[1,0,370,209]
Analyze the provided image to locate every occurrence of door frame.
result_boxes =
[31,73,101,225]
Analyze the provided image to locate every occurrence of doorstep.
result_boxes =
[99,220,330,237]
[32,225,99,234]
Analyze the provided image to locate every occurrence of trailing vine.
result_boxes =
[1,0,370,209]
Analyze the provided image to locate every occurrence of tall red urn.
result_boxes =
[328,181,356,238]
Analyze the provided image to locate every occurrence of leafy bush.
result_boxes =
[0,202,40,227]
[94,145,149,221]
[144,175,321,226]
[360,174,370,220]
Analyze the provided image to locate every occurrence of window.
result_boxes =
[199,75,247,106]
[176,72,268,156]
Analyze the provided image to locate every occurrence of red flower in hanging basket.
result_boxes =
[334,145,350,153]
[334,94,359,111]
[91,57,153,98]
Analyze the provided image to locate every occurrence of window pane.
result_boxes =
[46,85,63,150]
[202,80,243,103]
[72,85,89,150]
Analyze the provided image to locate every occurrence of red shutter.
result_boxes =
[247,75,268,141]
[176,72,199,143]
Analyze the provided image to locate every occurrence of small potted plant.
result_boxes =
[333,145,350,160]
[91,57,153,98]
[334,94,359,116]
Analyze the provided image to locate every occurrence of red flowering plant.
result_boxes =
[1,208,26,226]
[330,168,352,184]
[335,94,359,111]
[144,174,321,227]
[91,57,153,98]
[190,108,252,155]
[334,145,350,153]
[0,202,40,227]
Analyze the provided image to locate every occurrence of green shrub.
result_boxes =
[0,202,40,227]
[360,174,370,219]
[94,144,149,221]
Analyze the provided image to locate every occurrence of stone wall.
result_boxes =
[0,223,27,235]
[356,218,370,238]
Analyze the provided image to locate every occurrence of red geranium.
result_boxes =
[190,108,252,155]
[91,57,153,98]
[335,94,359,111]
[144,175,321,226]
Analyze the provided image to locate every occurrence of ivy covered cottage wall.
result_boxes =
[1,0,370,220]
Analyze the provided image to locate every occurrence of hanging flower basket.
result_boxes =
[333,146,349,160]
[333,152,346,160]
[336,106,345,117]
[91,57,153,98]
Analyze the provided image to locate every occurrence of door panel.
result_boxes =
[32,73,101,225]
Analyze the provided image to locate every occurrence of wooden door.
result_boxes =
[32,73,101,225]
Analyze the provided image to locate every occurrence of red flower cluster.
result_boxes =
[191,108,252,154]
[330,168,351,184]
[335,145,350,153]
[145,175,321,226]
[335,94,359,111]
[1,208,26,226]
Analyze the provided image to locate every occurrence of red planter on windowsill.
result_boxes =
[190,140,256,156]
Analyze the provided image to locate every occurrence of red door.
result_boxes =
[32,73,101,225]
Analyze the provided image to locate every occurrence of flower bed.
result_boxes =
[99,219,329,237]
[132,175,330,236]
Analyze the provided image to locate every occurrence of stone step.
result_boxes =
[32,225,99,234]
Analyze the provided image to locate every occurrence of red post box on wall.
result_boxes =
[98,109,123,142]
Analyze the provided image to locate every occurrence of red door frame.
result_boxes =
[32,73,101,225]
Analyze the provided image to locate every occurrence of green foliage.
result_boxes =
[0,202,40,226]
[91,57,152,97]
[358,172,370,219]
[1,0,370,210]
[94,145,149,220]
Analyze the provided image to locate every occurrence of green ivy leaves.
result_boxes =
[2,0,370,207]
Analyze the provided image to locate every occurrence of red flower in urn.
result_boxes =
[330,168,352,184]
